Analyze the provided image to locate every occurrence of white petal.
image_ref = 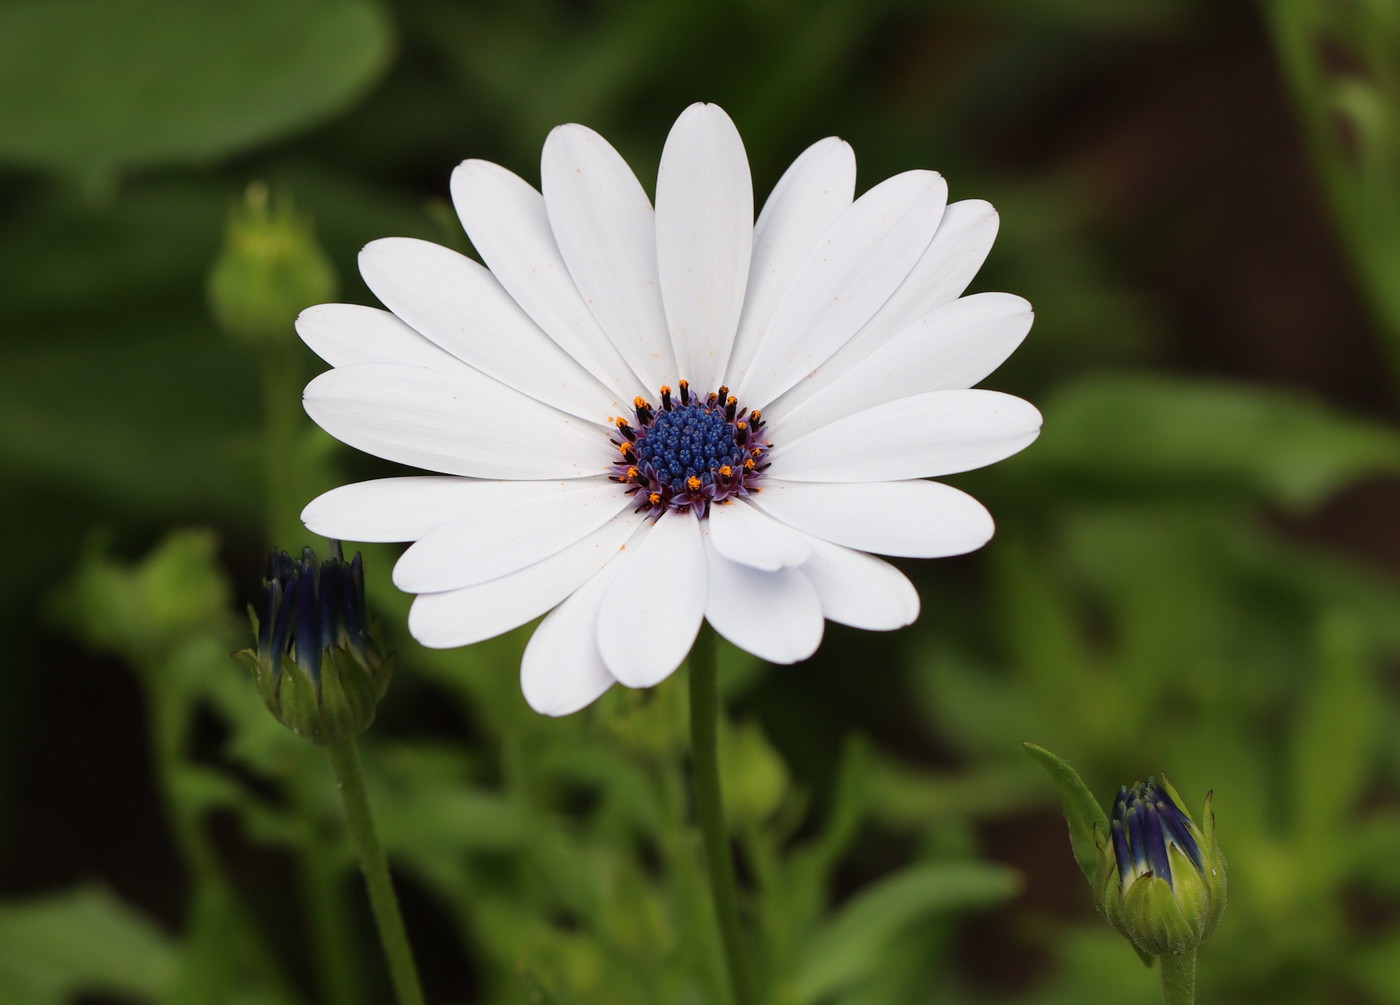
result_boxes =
[597,510,706,688]
[769,293,1034,434]
[302,477,565,543]
[703,535,823,664]
[780,200,1001,406]
[520,546,631,716]
[797,534,919,630]
[393,480,629,592]
[769,390,1042,482]
[725,137,855,389]
[303,363,605,479]
[860,198,1001,340]
[753,479,994,558]
[707,498,812,571]
[542,123,677,392]
[296,303,468,371]
[408,511,643,649]
[735,170,948,408]
[655,103,753,392]
[450,160,640,400]
[359,238,619,421]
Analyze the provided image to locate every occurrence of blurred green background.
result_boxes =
[3,0,1400,1002]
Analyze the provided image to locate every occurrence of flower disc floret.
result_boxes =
[610,381,770,519]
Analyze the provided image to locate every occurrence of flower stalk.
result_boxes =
[325,736,426,1005]
[688,624,758,1005]
[1160,949,1196,1005]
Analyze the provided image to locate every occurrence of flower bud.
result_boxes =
[234,547,393,746]
[208,183,335,348]
[1094,776,1227,957]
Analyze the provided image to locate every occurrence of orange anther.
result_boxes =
[634,396,647,408]
[649,492,662,505]
[659,384,671,395]
[718,465,732,477]
[686,476,701,491]
[626,466,639,481]
[736,421,747,430]
[743,458,756,469]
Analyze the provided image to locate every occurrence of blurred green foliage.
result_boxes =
[3,0,1400,1003]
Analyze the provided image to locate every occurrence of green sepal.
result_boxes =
[316,647,391,745]
[1168,844,1211,943]
[1197,791,1227,942]
[1091,828,1155,967]
[1115,872,1198,956]
[231,648,260,684]
[1201,791,1228,913]
[276,653,327,744]
[232,647,278,711]
[1132,938,1156,968]
[1023,742,1108,883]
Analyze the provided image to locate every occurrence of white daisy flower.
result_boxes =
[296,103,1040,716]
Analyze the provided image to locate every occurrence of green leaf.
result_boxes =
[792,861,1020,1004]
[1350,924,1400,1005]
[864,756,1046,828]
[0,887,176,1003]
[719,719,790,827]
[0,0,394,185]
[1293,611,1379,872]
[52,529,233,665]
[1020,373,1400,510]
[1023,742,1109,883]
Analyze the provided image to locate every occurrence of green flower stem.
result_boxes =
[1159,949,1197,1005]
[261,344,309,547]
[288,763,365,1005]
[325,736,426,1005]
[688,624,758,1005]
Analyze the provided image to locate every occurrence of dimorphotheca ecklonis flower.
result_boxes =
[296,103,1040,715]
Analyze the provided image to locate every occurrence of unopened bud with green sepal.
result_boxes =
[1024,743,1226,961]
[208,183,335,348]
[234,547,393,746]
[1097,776,1226,957]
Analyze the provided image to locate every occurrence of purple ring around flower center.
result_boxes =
[608,380,771,520]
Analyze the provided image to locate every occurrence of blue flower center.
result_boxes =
[609,382,771,519]
[634,403,745,492]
